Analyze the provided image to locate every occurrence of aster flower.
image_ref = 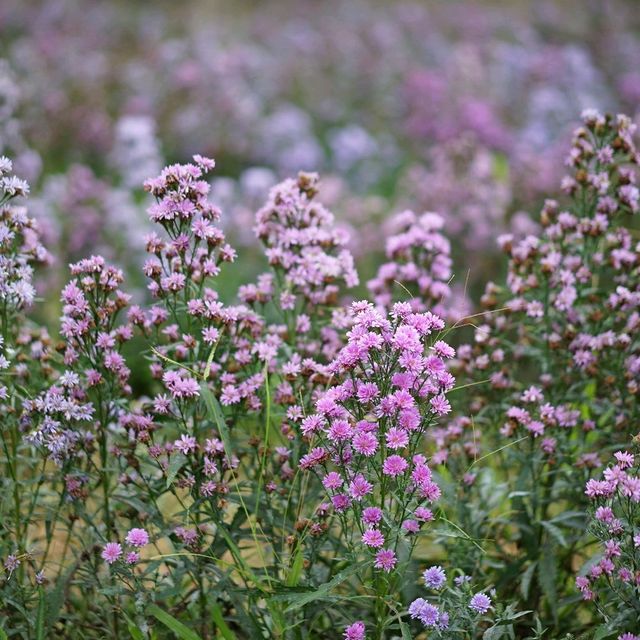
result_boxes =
[343,621,366,640]
[125,528,149,548]
[374,549,397,572]
[101,543,123,565]
[299,302,451,575]
[253,171,358,310]
[469,593,492,614]
[423,565,447,589]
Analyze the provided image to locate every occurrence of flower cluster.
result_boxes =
[0,157,49,321]
[576,450,640,635]
[450,111,640,460]
[60,255,133,391]
[367,210,460,319]
[299,301,455,571]
[408,565,494,635]
[143,155,235,298]
[22,373,94,464]
[139,157,274,421]
[253,172,358,311]
[102,527,150,566]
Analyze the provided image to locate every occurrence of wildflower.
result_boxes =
[385,427,409,449]
[125,528,149,548]
[349,474,373,500]
[254,172,358,309]
[382,455,408,476]
[352,431,378,456]
[101,542,123,565]
[322,472,343,490]
[362,529,385,548]
[344,621,366,640]
[362,507,383,526]
[374,548,397,572]
[408,599,443,627]
[423,565,446,589]
[469,593,492,614]
[3,555,20,574]
[430,395,451,416]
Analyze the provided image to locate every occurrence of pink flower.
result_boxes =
[322,472,343,490]
[349,474,373,500]
[125,528,149,548]
[430,394,451,416]
[344,621,366,640]
[328,419,352,441]
[433,340,455,359]
[383,455,408,476]
[374,549,397,572]
[352,431,378,456]
[415,507,434,521]
[362,507,383,525]
[362,529,385,548]
[174,434,197,455]
[402,519,420,533]
[385,427,409,450]
[331,494,351,512]
[101,542,123,565]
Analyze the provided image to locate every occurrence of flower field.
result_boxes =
[1,1,640,638]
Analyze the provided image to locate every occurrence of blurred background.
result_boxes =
[1,0,639,308]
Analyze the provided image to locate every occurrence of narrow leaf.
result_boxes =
[537,545,558,623]
[147,604,202,640]
[520,562,537,600]
[285,563,366,612]
[36,586,46,640]
[210,602,236,640]
[541,521,568,548]
[165,453,187,488]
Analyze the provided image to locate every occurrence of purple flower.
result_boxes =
[362,507,383,526]
[469,593,492,614]
[362,529,385,548]
[101,542,123,565]
[374,548,397,572]
[344,621,366,640]
[423,565,446,589]
[382,455,408,476]
[3,554,20,573]
[348,474,373,500]
[408,598,444,627]
[125,528,149,548]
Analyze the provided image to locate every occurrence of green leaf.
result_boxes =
[285,562,367,612]
[483,625,507,640]
[147,604,202,640]
[46,562,75,630]
[210,602,236,640]
[541,521,568,548]
[285,546,305,587]
[593,625,616,640]
[0,627,8,640]
[398,619,412,640]
[549,510,586,526]
[36,586,46,640]
[216,526,268,593]
[537,545,558,623]
[165,453,187,488]
[124,613,146,640]
[520,562,537,600]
